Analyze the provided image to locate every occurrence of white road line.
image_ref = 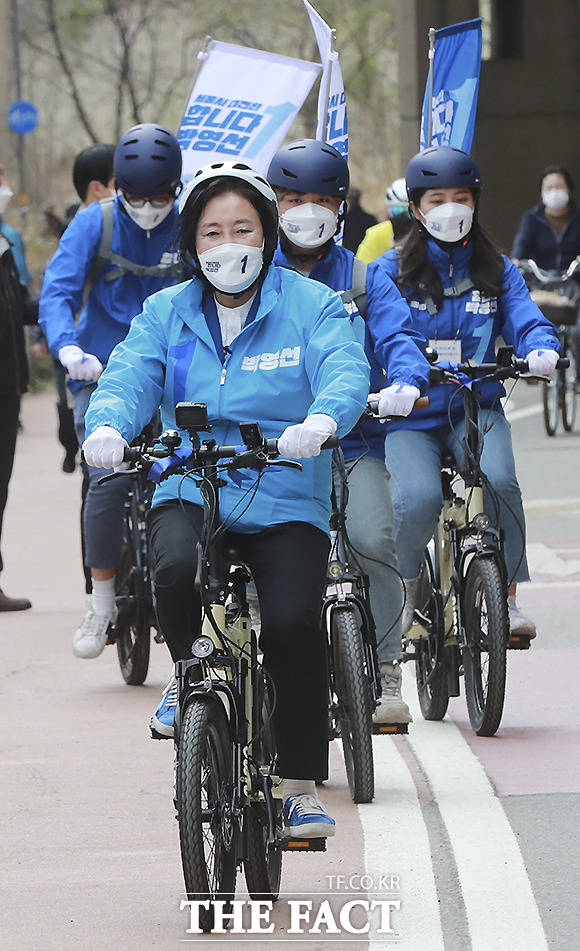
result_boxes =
[504,403,542,422]
[526,542,580,576]
[403,668,549,951]
[524,498,580,515]
[356,736,445,951]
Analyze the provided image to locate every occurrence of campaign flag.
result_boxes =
[178,40,321,180]
[303,0,348,159]
[420,18,482,152]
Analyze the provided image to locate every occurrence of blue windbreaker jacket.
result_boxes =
[378,238,560,431]
[273,242,430,458]
[39,198,181,365]
[85,265,370,535]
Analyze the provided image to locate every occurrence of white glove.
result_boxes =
[82,426,129,470]
[277,413,338,459]
[526,349,559,378]
[58,344,104,382]
[370,383,420,421]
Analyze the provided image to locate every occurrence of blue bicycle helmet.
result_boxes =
[405,146,481,200]
[267,139,349,197]
[114,123,182,198]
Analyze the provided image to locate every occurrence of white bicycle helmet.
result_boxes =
[385,177,408,207]
[179,161,278,215]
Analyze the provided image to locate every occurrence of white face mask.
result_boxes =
[120,194,173,231]
[542,188,569,212]
[0,184,14,216]
[279,202,338,249]
[420,201,474,243]
[197,242,264,294]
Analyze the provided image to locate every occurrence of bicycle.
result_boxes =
[519,258,579,436]
[99,424,161,685]
[112,403,337,932]
[405,347,568,737]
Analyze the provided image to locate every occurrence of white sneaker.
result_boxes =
[373,662,413,724]
[508,597,536,639]
[73,604,117,658]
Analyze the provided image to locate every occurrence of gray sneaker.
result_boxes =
[73,604,117,658]
[508,598,536,639]
[373,662,413,724]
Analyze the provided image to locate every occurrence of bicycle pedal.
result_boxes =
[106,630,117,645]
[372,722,409,735]
[508,633,532,650]
[153,631,165,644]
[280,836,327,852]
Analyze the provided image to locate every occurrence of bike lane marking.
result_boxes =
[355,737,445,950]
[402,667,549,951]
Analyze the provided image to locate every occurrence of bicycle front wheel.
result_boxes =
[562,345,577,432]
[463,558,508,736]
[332,606,374,803]
[542,379,559,436]
[177,698,238,933]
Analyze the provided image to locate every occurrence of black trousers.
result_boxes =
[0,394,20,575]
[148,501,330,780]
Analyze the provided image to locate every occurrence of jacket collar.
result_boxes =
[273,239,345,281]
[169,265,281,347]
[532,199,580,225]
[425,236,473,276]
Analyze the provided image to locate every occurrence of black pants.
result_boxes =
[0,394,20,575]
[148,501,330,780]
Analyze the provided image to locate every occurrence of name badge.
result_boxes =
[429,339,462,364]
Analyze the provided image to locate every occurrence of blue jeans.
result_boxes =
[73,383,130,571]
[385,409,530,585]
[333,454,403,664]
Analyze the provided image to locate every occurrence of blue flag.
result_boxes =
[420,18,482,152]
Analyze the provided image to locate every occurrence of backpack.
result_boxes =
[340,256,368,317]
[82,198,183,306]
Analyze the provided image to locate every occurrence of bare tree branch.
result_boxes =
[44,0,99,142]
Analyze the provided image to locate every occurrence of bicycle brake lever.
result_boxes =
[97,467,140,485]
[270,459,303,471]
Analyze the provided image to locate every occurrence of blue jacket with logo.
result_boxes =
[511,201,580,272]
[39,197,181,365]
[85,265,370,535]
[273,241,430,458]
[378,238,560,431]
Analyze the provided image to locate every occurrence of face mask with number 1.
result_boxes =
[197,243,264,294]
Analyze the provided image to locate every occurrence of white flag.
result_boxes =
[303,0,348,158]
[178,40,321,180]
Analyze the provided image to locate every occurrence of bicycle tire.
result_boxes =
[463,558,508,737]
[114,541,151,685]
[177,698,238,933]
[332,606,374,803]
[562,343,577,432]
[413,549,449,721]
[243,675,282,901]
[542,379,558,436]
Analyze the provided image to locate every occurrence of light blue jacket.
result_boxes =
[273,241,430,458]
[378,239,560,430]
[38,197,181,364]
[85,265,370,535]
[0,219,30,286]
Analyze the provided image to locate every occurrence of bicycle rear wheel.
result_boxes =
[331,606,374,803]
[542,379,559,436]
[413,549,449,721]
[244,674,282,901]
[177,698,238,933]
[463,558,508,736]
[562,345,577,432]
[114,541,151,685]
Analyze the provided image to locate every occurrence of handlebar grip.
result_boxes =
[414,396,430,409]
[123,446,141,463]
[321,435,340,450]
[557,357,570,369]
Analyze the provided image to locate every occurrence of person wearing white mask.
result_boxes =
[377,146,561,641]
[0,164,31,288]
[39,123,184,659]
[81,161,370,836]
[512,165,580,392]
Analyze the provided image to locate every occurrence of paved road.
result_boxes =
[1,384,579,951]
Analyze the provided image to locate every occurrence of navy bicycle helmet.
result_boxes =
[114,123,182,198]
[405,146,481,200]
[267,139,349,197]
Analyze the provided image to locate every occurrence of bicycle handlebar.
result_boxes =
[519,258,579,283]
[429,356,569,386]
[364,395,430,420]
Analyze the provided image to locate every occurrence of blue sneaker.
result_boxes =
[283,794,336,838]
[150,676,178,739]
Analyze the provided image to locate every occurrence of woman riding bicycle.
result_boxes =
[81,161,370,838]
[371,146,560,640]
